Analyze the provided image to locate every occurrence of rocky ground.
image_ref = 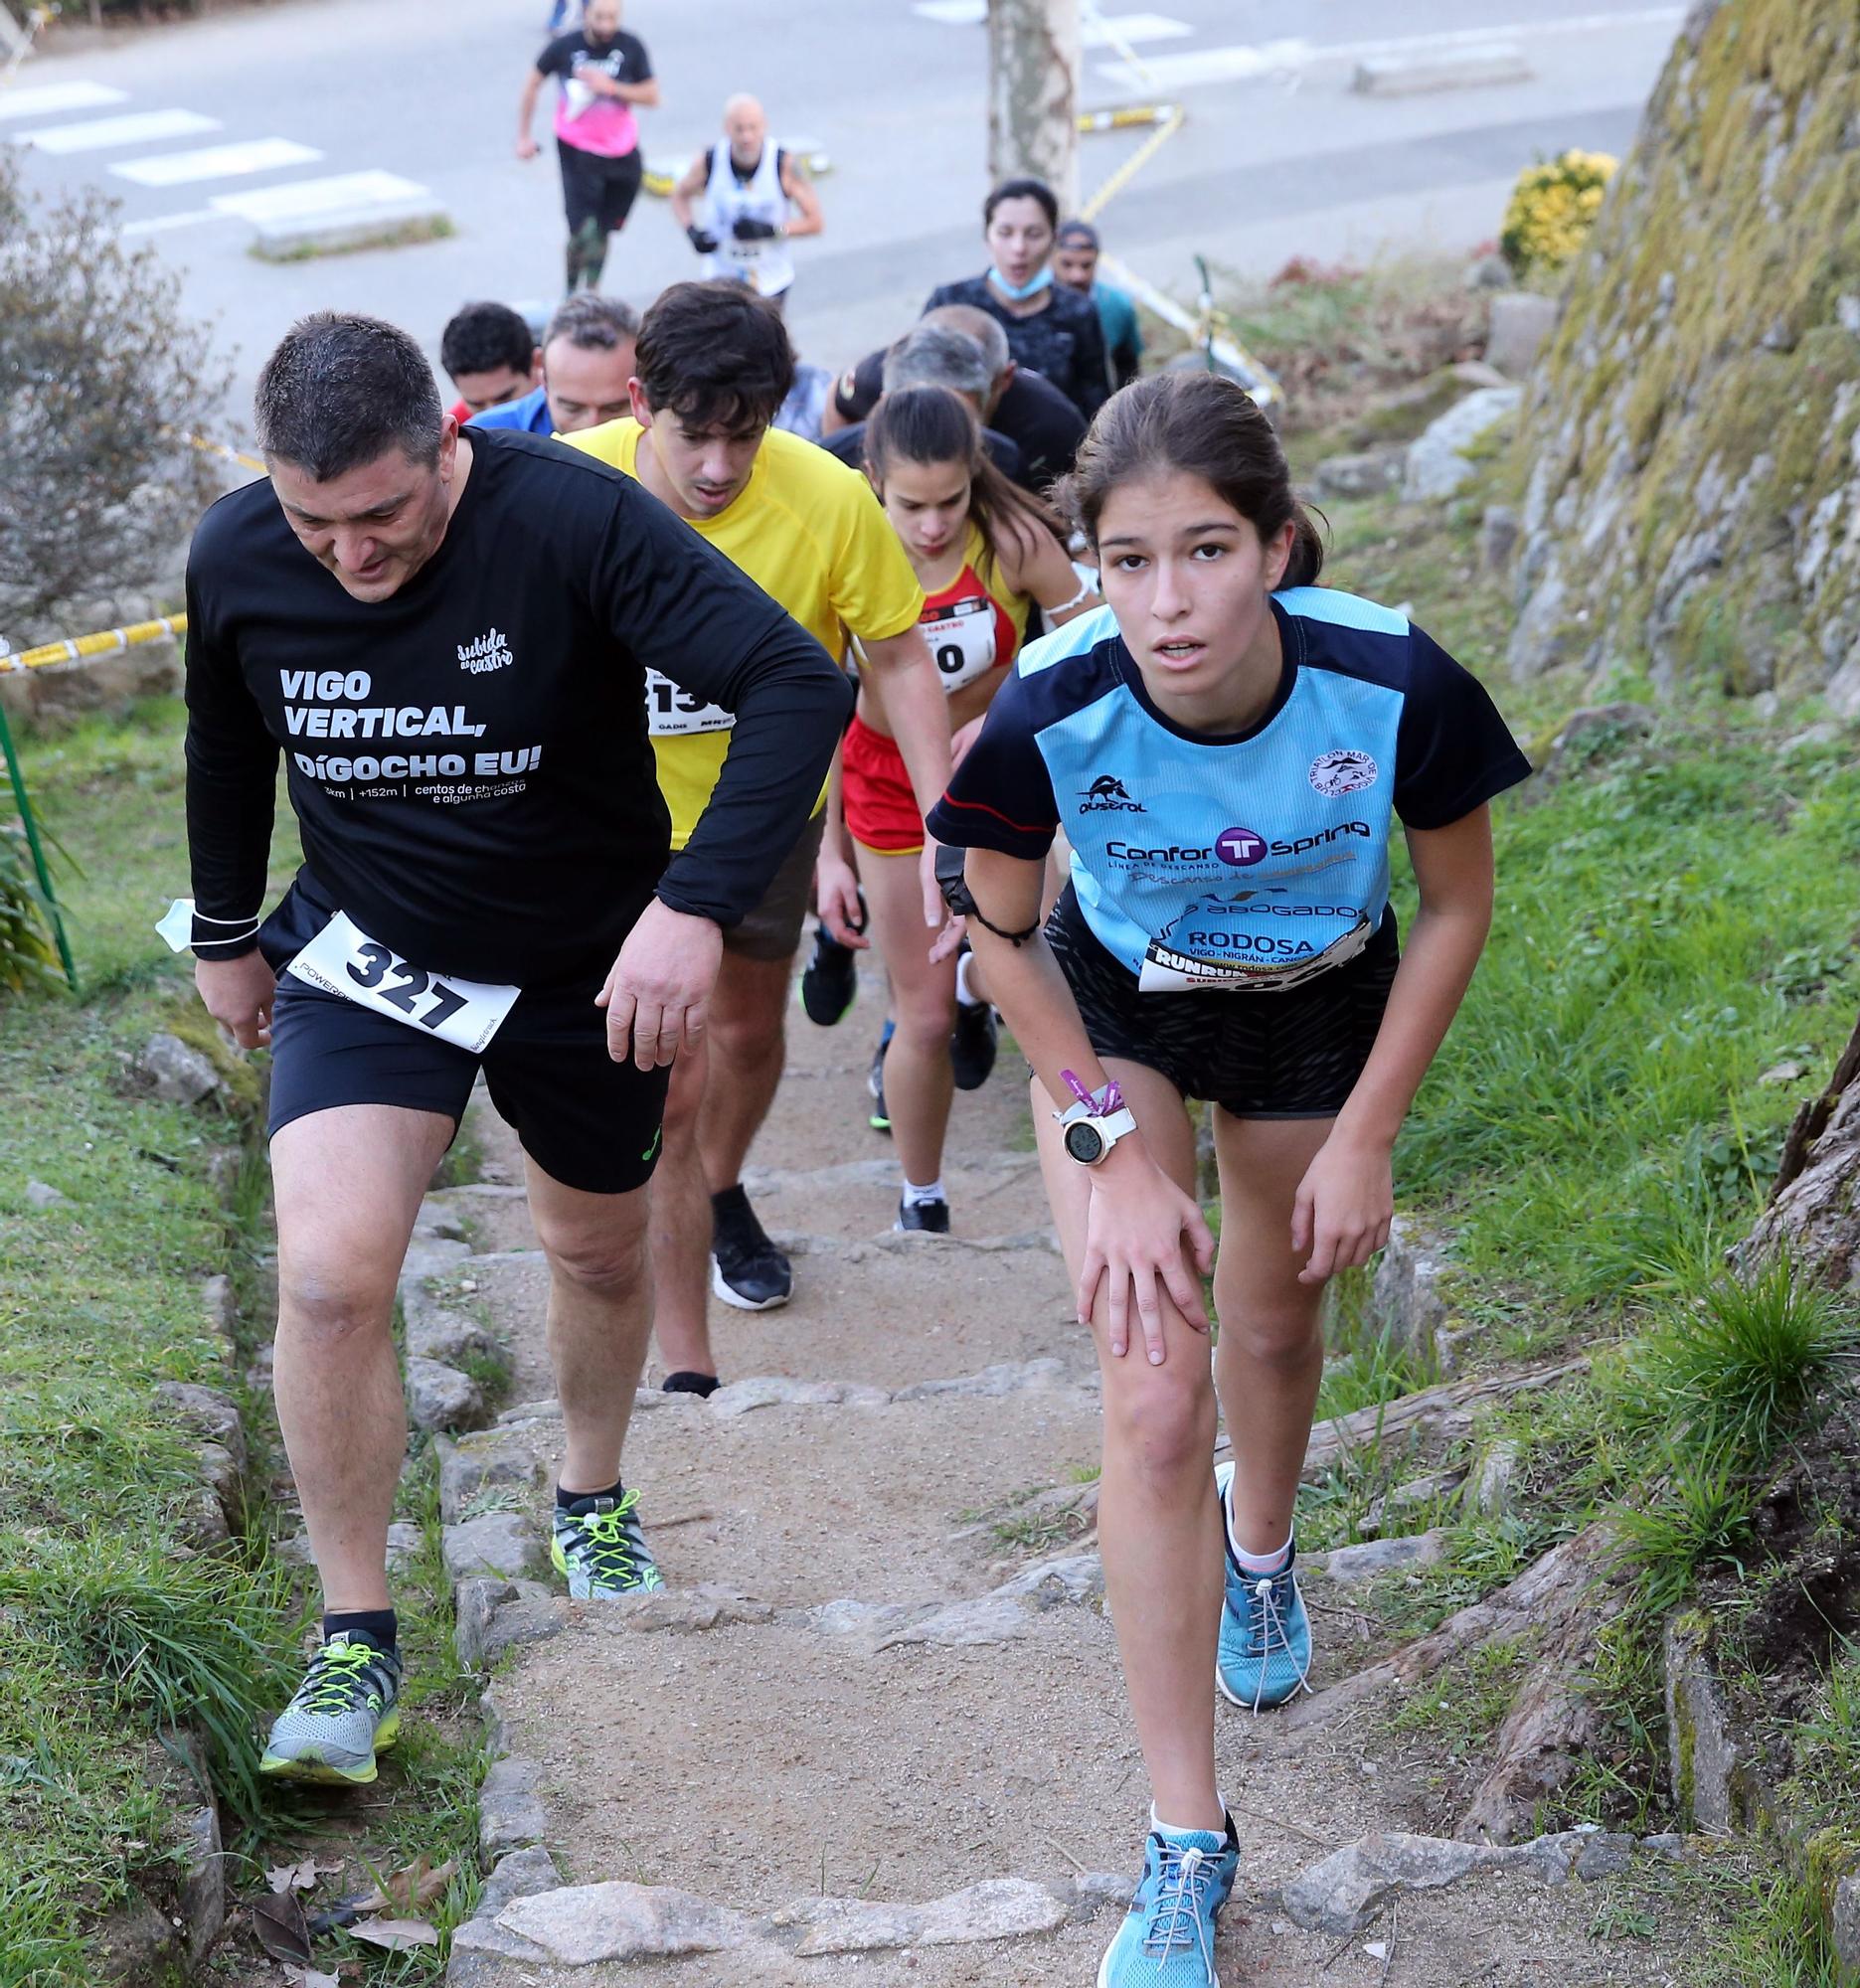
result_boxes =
[380,959,1721,1988]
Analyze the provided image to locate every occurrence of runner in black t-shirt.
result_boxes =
[180,312,848,1787]
[516,0,659,293]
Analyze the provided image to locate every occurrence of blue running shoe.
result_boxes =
[1097,1813,1240,1987]
[1214,1460,1313,1712]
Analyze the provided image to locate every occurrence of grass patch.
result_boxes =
[1383,1637,1527,1765]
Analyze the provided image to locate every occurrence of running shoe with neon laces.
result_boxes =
[800,914,861,1026]
[868,1036,892,1134]
[258,1631,402,1786]
[710,1185,792,1311]
[1098,1813,1240,1987]
[1213,1459,1313,1711]
[551,1488,666,1598]
[948,996,998,1091]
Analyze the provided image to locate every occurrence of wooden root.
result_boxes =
[1300,1358,1591,1476]
[1284,1520,1631,1845]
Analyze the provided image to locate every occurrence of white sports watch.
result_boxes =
[1057,1097,1138,1167]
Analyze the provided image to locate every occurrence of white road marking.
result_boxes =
[1082,13,1193,49]
[120,206,234,238]
[1096,7,1686,88]
[210,169,431,223]
[0,80,127,121]
[112,135,321,186]
[12,107,219,153]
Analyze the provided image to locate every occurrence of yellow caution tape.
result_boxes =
[176,429,266,473]
[1081,106,1186,222]
[1078,102,1183,132]
[0,613,188,676]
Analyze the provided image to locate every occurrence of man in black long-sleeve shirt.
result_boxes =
[183,312,849,1784]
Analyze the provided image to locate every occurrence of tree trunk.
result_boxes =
[1740,1006,1860,1287]
[987,0,1080,212]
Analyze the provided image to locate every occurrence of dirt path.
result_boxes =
[429,962,1709,1987]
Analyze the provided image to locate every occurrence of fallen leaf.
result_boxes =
[283,1969,341,1988]
[249,1891,313,1964]
[266,1857,319,1895]
[1364,1941,1389,1960]
[349,1915,438,1951]
[353,1853,459,1912]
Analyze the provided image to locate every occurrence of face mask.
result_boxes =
[991,263,1054,301]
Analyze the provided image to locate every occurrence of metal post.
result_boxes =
[0,701,79,992]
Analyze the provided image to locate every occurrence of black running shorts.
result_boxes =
[558,139,644,237]
[1044,886,1399,1120]
[259,883,668,1195]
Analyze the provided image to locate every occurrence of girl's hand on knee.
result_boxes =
[1078,1154,1216,1363]
[1291,1134,1394,1285]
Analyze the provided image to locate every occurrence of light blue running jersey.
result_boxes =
[928,589,1528,993]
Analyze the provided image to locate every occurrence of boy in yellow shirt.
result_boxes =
[568,281,950,1387]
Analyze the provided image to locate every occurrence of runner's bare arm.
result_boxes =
[999,515,1097,625]
[779,156,824,240]
[669,154,708,230]
[958,846,1214,1357]
[516,70,545,157]
[1291,804,1496,1283]
[853,623,953,928]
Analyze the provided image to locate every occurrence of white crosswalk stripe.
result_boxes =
[113,136,321,187]
[1096,8,1686,90]
[1081,13,1193,48]
[209,169,433,224]
[13,107,220,153]
[0,80,127,121]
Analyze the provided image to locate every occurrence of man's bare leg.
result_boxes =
[525,1156,654,1493]
[697,948,792,1191]
[649,1037,718,1381]
[270,1104,456,1613]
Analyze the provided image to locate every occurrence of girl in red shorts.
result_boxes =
[819,385,1091,1233]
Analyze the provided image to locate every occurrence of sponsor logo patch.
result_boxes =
[1309,747,1378,797]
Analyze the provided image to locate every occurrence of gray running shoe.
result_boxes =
[551,1488,666,1598]
[259,1631,402,1786]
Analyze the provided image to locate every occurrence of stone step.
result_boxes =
[464,1235,1080,1403]
[496,1381,1103,1611]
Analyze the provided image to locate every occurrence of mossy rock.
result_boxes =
[1507,0,1860,696]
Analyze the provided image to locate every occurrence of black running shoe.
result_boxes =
[710,1187,791,1311]
[895,1196,950,1235]
[949,998,999,1091]
[800,914,861,1027]
[868,1038,892,1135]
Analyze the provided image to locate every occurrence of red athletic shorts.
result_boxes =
[842,712,924,855]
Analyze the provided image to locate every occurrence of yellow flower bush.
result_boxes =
[1500,149,1617,276]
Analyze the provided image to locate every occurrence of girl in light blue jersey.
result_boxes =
[928,371,1528,1988]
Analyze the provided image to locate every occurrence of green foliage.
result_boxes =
[1618,1263,1859,1461]
[1789,1640,1860,1835]
[0,815,59,995]
[1695,1867,1843,1987]
[0,154,227,643]
[1610,1445,1756,1614]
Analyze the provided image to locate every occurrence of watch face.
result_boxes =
[1064,1120,1105,1165]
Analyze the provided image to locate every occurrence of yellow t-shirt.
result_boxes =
[565,420,925,847]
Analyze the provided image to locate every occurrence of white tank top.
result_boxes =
[700,142,794,298]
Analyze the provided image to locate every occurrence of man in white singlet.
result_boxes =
[670,94,823,313]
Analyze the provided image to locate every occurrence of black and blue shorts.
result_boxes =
[1044,886,1399,1120]
[258,883,668,1196]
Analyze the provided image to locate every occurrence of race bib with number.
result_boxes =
[644,667,736,738]
[923,593,996,693]
[286,911,521,1054]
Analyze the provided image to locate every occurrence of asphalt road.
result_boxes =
[4,0,1680,426]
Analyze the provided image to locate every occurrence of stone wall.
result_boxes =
[1508,0,1860,709]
